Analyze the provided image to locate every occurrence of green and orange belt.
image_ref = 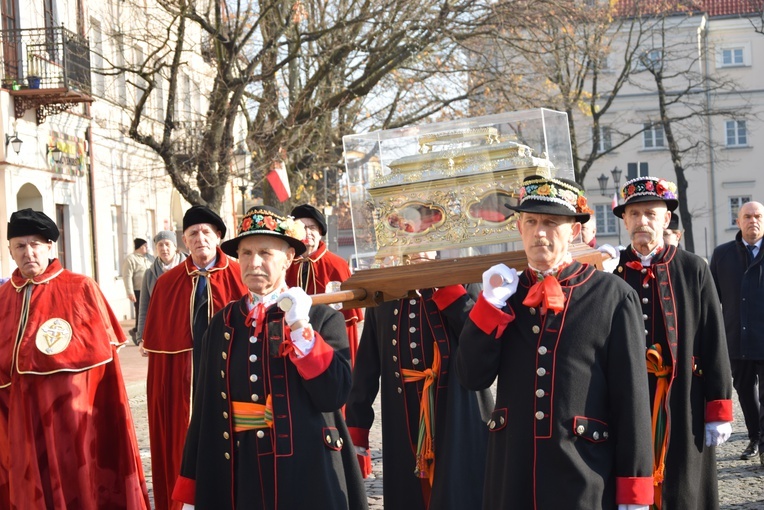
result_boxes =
[647,344,671,510]
[232,395,274,433]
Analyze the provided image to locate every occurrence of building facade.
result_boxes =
[0,0,239,317]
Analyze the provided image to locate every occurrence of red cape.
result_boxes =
[286,242,363,363]
[141,248,247,510]
[0,260,149,509]
[142,248,248,352]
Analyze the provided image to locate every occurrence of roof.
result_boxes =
[614,0,762,18]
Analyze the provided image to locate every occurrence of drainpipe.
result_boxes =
[701,16,718,251]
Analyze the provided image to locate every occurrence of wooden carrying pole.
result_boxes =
[306,245,606,310]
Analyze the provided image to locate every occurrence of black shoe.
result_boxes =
[129,328,139,346]
[741,440,759,460]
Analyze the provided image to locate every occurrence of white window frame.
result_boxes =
[716,42,752,68]
[725,120,748,147]
[730,196,751,227]
[643,123,665,149]
[595,204,618,235]
[593,125,612,153]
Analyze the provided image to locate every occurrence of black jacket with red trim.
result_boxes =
[173,295,367,509]
[456,261,654,509]
[616,244,732,509]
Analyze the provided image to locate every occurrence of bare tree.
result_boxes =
[466,0,664,185]
[95,0,494,212]
[626,6,750,253]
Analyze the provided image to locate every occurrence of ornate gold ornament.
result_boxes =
[35,318,73,355]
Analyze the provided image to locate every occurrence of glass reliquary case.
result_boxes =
[342,108,575,270]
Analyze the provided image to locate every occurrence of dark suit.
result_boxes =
[710,232,764,446]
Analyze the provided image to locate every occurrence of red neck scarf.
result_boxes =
[523,274,565,314]
[625,261,655,285]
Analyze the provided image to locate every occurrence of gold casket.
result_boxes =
[343,109,575,268]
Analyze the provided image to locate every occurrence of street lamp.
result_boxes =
[5,132,22,155]
[611,166,622,244]
[233,145,251,216]
[48,146,64,163]
[597,173,609,196]
[611,166,622,191]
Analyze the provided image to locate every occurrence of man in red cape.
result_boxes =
[142,205,247,510]
[286,204,363,364]
[0,208,150,509]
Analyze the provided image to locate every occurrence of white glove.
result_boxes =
[482,264,519,308]
[705,421,732,446]
[182,504,195,510]
[618,506,648,510]
[278,287,311,327]
[598,244,618,259]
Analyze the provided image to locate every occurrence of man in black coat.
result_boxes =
[456,175,654,510]
[710,200,764,463]
[346,251,493,510]
[613,176,733,509]
[172,206,367,510]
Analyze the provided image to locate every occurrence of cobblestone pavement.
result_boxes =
[128,388,764,509]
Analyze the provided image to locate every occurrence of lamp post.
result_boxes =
[611,166,622,244]
[596,167,624,245]
[233,145,252,217]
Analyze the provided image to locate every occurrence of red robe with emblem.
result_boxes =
[0,259,150,510]
[142,248,247,510]
[286,241,363,364]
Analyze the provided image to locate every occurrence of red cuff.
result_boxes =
[348,426,370,449]
[469,294,515,338]
[172,475,196,504]
[291,331,335,380]
[432,285,467,310]
[615,476,654,505]
[706,399,733,422]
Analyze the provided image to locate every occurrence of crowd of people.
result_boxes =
[1,173,761,509]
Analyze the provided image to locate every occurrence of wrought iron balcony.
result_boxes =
[0,25,93,124]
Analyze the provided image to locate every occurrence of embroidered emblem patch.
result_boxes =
[35,318,73,355]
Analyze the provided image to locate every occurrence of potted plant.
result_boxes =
[27,75,41,89]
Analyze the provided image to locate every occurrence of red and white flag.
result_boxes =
[611,191,618,211]
[267,160,291,202]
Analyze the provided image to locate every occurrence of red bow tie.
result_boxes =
[625,261,655,285]
[523,275,565,314]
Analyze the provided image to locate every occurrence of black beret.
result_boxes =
[134,238,147,250]
[667,213,680,231]
[290,204,327,236]
[182,205,227,238]
[7,208,60,242]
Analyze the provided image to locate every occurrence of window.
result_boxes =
[626,162,649,181]
[636,49,661,71]
[722,48,744,66]
[593,126,612,153]
[643,123,664,149]
[111,205,125,276]
[725,120,747,147]
[90,20,105,97]
[717,43,751,68]
[595,204,618,235]
[730,196,751,227]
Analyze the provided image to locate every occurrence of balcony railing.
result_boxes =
[0,25,93,123]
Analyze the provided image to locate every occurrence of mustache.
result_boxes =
[532,240,551,247]
[632,227,655,235]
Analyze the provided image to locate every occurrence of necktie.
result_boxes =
[747,245,756,264]
[196,272,208,301]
